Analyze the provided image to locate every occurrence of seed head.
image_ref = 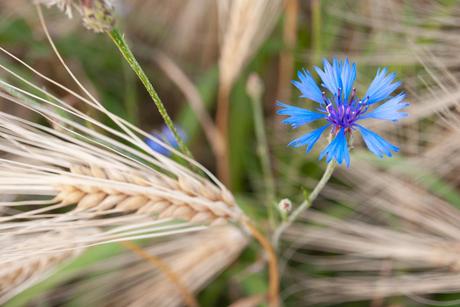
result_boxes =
[81,0,115,33]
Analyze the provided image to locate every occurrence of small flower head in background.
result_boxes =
[35,0,75,17]
[35,0,115,32]
[277,58,409,167]
[146,125,187,157]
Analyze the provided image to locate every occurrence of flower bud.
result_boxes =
[246,73,264,100]
[278,198,292,214]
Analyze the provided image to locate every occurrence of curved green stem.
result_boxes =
[248,79,277,228]
[108,28,191,158]
[272,160,337,249]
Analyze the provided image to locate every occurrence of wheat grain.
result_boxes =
[0,231,83,304]
[217,0,282,89]
[55,164,238,225]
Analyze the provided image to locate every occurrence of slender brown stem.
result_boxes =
[216,83,231,186]
[277,0,299,101]
[243,220,279,307]
[121,241,199,307]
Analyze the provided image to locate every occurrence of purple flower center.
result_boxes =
[322,87,369,132]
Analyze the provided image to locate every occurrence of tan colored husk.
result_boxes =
[0,231,83,304]
[218,0,283,89]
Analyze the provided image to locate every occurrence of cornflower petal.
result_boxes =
[360,93,409,122]
[315,58,342,96]
[319,128,350,167]
[365,67,401,104]
[288,124,331,152]
[355,124,399,158]
[146,125,186,156]
[340,58,357,102]
[276,102,326,128]
[291,69,324,104]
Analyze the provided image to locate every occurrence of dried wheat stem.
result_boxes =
[243,219,279,307]
[215,83,231,185]
[121,241,198,307]
[277,0,298,101]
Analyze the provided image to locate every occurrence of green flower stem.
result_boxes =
[272,160,337,250]
[121,61,139,125]
[108,28,191,158]
[248,82,277,228]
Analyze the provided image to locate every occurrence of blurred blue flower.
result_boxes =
[146,125,186,156]
[277,58,409,167]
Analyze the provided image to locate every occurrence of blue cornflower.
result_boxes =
[146,125,186,156]
[277,58,409,167]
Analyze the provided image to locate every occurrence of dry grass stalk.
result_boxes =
[276,0,299,102]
